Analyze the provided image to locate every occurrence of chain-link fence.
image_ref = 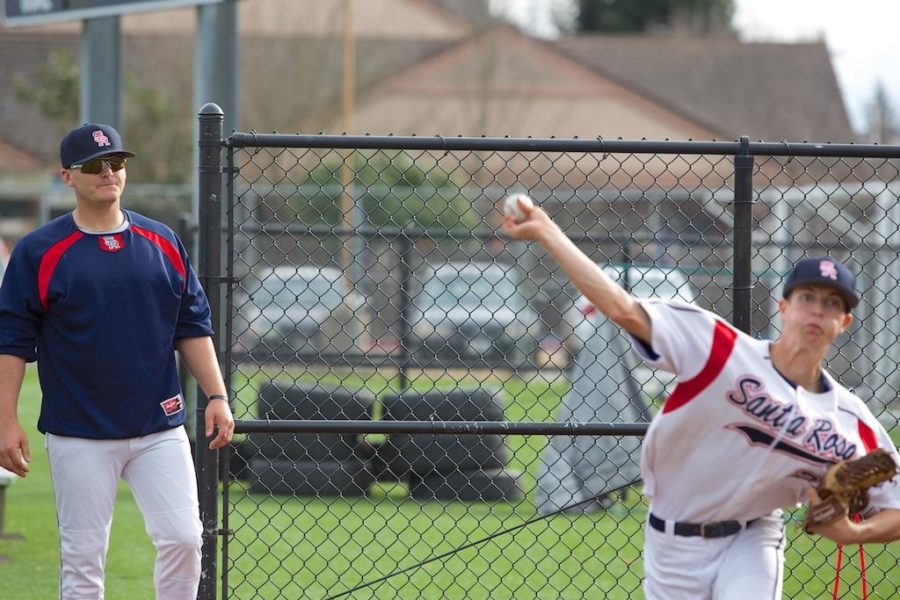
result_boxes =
[195,106,900,599]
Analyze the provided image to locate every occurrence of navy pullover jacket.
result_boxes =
[0,210,213,439]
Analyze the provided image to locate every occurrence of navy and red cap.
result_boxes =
[59,123,135,169]
[782,256,859,310]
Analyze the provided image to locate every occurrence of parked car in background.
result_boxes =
[570,263,698,344]
[567,263,699,399]
[408,262,539,367]
[235,265,367,359]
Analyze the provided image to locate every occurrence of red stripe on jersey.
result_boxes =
[857,421,878,452]
[38,231,84,311]
[132,225,186,286]
[662,319,738,414]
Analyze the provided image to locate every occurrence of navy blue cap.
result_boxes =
[782,256,859,310]
[60,123,135,168]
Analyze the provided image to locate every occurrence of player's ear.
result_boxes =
[59,168,75,188]
[777,296,788,316]
[840,311,852,331]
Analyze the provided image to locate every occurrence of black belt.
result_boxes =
[648,513,757,539]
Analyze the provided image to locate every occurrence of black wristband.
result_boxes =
[208,394,228,402]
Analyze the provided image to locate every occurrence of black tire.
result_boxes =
[248,433,359,462]
[248,458,375,497]
[382,434,509,477]
[258,379,375,421]
[381,386,506,423]
[409,468,525,502]
[254,380,375,462]
[380,386,509,476]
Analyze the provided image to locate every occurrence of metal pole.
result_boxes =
[396,236,413,391]
[339,0,361,326]
[193,0,239,253]
[80,16,121,128]
[196,102,224,600]
[732,136,754,334]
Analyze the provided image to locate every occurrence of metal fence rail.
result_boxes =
[195,103,900,598]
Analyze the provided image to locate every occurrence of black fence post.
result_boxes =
[395,235,413,391]
[197,102,224,600]
[732,135,754,334]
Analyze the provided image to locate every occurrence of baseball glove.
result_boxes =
[804,448,898,533]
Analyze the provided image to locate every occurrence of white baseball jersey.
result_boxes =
[633,300,900,524]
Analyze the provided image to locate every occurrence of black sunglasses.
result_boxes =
[70,156,127,174]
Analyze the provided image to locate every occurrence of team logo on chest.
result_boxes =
[98,234,125,253]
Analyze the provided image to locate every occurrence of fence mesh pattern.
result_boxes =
[212,135,900,599]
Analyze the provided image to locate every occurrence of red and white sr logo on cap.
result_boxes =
[819,260,838,280]
[92,130,111,147]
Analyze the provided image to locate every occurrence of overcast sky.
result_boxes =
[492,0,899,135]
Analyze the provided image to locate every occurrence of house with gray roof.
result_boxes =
[0,0,859,243]
[555,34,854,143]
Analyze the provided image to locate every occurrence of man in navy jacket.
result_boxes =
[0,123,234,599]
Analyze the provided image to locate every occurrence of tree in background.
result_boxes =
[287,151,479,232]
[571,0,734,34]
[866,82,899,144]
[12,51,79,129]
[13,51,191,184]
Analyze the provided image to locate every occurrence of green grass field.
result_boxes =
[3,364,900,598]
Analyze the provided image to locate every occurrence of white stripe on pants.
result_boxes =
[47,427,202,600]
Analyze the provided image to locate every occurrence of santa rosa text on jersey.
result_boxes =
[726,376,857,462]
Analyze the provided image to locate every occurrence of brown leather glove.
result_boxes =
[804,448,898,533]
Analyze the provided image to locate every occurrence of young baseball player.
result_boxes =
[0,123,234,599]
[503,197,900,599]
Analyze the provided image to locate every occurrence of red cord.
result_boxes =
[832,542,844,600]
[832,514,868,600]
[854,513,867,600]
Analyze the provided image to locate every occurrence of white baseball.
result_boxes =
[503,193,534,223]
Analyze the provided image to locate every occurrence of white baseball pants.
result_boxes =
[46,427,203,600]
[643,510,786,600]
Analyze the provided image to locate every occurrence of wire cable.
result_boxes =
[324,477,643,599]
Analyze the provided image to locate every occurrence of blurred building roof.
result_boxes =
[429,0,491,24]
[0,6,856,170]
[0,138,42,170]
[342,27,720,140]
[555,34,855,142]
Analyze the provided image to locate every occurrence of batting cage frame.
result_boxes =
[194,104,900,599]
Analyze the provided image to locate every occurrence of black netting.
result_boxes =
[207,135,900,599]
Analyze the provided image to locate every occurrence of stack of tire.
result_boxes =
[378,386,524,502]
[248,380,376,497]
